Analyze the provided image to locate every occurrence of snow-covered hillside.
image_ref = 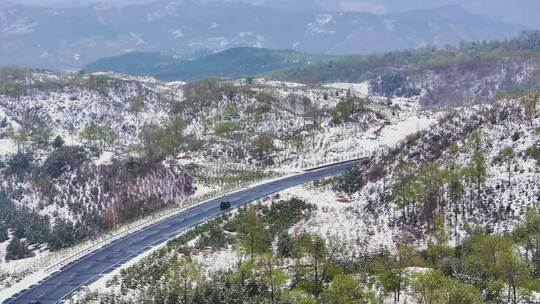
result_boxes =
[293,99,539,254]
[0,70,438,292]
[112,97,539,277]
[71,96,539,304]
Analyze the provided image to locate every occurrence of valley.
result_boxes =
[0,24,538,304]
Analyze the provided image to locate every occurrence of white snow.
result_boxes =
[324,82,370,96]
[283,185,395,255]
[94,151,114,166]
[0,72,504,300]
[0,139,17,156]
[192,245,240,277]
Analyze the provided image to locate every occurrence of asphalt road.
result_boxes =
[4,160,363,304]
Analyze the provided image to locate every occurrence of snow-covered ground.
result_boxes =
[0,71,446,297]
[177,99,539,281]
[324,82,370,96]
[282,185,395,255]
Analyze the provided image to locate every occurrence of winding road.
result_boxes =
[4,159,365,304]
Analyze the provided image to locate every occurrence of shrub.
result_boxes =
[331,96,370,124]
[6,152,33,178]
[42,146,88,178]
[52,135,65,148]
[255,91,278,104]
[213,121,237,135]
[0,193,55,252]
[5,236,33,261]
[183,78,223,111]
[264,197,315,238]
[223,103,240,118]
[168,216,231,252]
[372,73,421,98]
[526,145,540,166]
[251,133,275,157]
[195,224,232,250]
[277,231,293,258]
[246,103,272,115]
[335,167,362,194]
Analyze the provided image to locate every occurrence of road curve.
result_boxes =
[5,160,364,304]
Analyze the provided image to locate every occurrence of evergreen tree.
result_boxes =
[166,256,201,304]
[322,274,378,304]
[52,135,65,148]
[372,243,420,303]
[292,234,342,298]
[513,210,540,276]
[521,91,539,126]
[10,127,29,152]
[500,146,515,187]
[239,208,269,260]
[128,95,145,124]
[5,236,33,261]
[30,122,52,147]
[259,253,287,304]
[412,270,483,304]
[463,233,536,303]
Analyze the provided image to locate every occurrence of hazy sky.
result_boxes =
[4,0,539,28]
[2,0,413,10]
[0,0,513,11]
[5,0,156,7]
[0,0,441,12]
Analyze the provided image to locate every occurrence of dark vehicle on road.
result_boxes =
[220,201,231,210]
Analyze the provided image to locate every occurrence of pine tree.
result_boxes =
[292,234,342,298]
[52,135,65,148]
[259,253,287,304]
[166,256,201,304]
[500,146,515,187]
[323,274,378,304]
[239,208,269,260]
[5,236,32,261]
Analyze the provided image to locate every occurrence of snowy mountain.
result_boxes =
[323,99,539,251]
[65,92,540,304]
[83,47,332,81]
[0,1,523,69]
[271,31,540,107]
[0,65,538,303]
[0,68,435,289]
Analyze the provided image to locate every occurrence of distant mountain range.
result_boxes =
[84,47,331,80]
[0,0,525,69]
[301,0,540,29]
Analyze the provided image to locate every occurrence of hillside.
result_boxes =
[0,68,438,293]
[84,47,331,81]
[2,1,540,303]
[0,68,537,304]
[83,52,178,76]
[269,31,540,107]
[70,95,540,304]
